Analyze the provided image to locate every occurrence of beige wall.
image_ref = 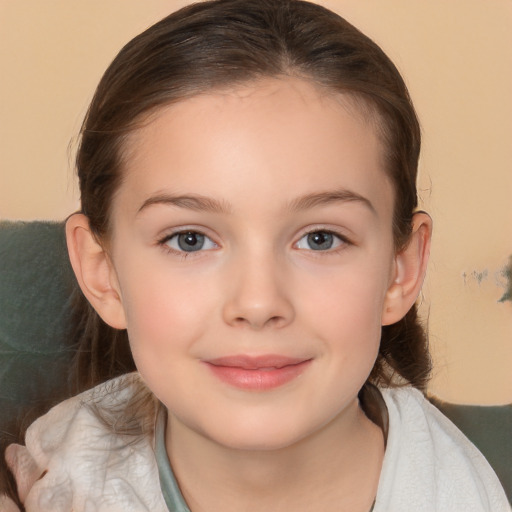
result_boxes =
[1,1,511,404]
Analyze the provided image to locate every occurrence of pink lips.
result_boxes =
[204,355,312,391]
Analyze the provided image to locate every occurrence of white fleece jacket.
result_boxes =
[1,374,510,511]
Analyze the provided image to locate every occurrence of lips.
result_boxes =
[203,355,312,391]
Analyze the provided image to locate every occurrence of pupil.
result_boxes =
[308,231,333,250]
[178,232,204,251]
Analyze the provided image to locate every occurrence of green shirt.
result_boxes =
[156,407,191,512]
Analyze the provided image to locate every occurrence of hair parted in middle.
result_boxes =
[71,0,430,399]
[0,1,431,499]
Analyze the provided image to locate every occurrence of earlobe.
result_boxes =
[65,213,127,329]
[381,212,432,326]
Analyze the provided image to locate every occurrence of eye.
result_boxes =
[295,230,347,251]
[162,230,217,253]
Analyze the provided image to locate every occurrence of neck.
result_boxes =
[166,399,384,512]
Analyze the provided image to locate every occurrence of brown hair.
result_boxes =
[2,1,431,499]
[73,0,430,395]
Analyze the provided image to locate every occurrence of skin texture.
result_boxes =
[67,77,431,511]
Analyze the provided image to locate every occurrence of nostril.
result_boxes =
[233,315,284,329]
[222,286,295,329]
[37,469,48,481]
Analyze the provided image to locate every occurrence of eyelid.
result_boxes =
[157,224,218,242]
[293,226,354,251]
[157,227,220,256]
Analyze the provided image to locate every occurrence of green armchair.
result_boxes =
[1,220,510,501]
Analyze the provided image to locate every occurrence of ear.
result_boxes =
[65,213,127,329]
[381,212,432,326]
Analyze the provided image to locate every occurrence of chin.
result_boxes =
[202,416,316,452]
[217,433,303,452]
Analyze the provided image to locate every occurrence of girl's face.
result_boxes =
[108,77,398,450]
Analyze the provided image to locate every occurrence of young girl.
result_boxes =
[1,0,509,510]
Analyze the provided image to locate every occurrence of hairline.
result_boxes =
[97,74,396,244]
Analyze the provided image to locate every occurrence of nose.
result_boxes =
[222,251,295,330]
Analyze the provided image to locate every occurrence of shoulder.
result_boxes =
[6,373,169,512]
[375,387,510,512]
[24,372,151,458]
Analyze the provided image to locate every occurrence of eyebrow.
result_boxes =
[137,193,231,215]
[137,188,376,216]
[288,189,377,215]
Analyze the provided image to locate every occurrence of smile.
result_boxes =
[203,355,312,391]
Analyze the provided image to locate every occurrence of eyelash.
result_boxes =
[294,228,353,255]
[157,229,218,259]
[157,227,353,259]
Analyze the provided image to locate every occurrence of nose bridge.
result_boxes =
[222,240,294,329]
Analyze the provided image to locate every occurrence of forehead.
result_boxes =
[115,77,393,218]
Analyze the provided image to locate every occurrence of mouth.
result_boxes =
[203,355,312,391]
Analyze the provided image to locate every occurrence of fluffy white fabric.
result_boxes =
[375,387,510,511]
[3,376,510,511]
[5,375,168,512]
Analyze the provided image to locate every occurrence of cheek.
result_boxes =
[294,257,390,371]
[117,267,213,361]
[118,272,213,404]
[299,260,390,332]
